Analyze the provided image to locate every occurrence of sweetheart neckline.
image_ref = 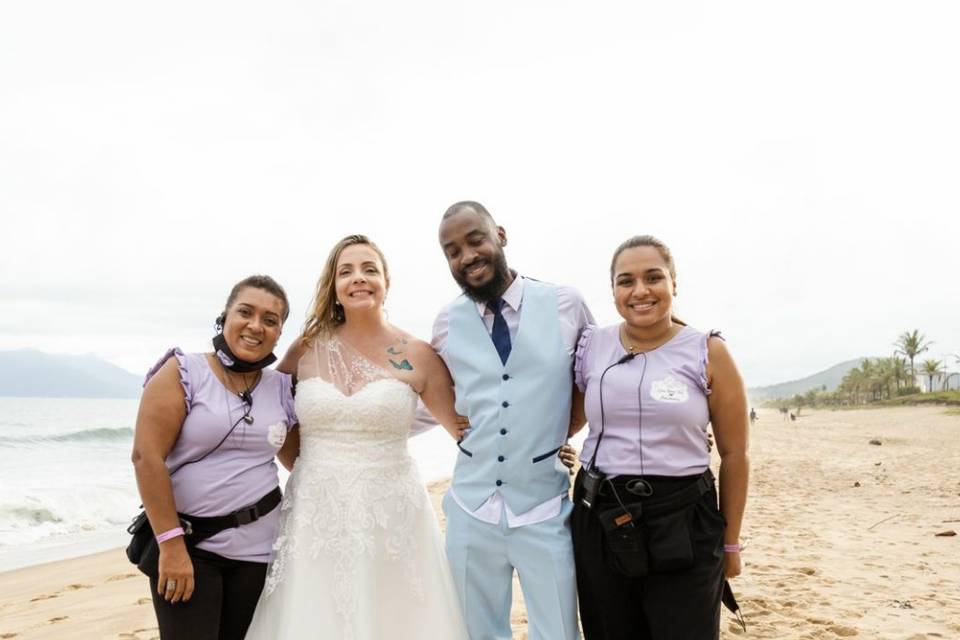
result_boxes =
[297,375,416,399]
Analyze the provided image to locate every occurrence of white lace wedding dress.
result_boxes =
[245,337,467,640]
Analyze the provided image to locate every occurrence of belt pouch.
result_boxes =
[645,502,696,572]
[126,513,213,578]
[597,503,648,577]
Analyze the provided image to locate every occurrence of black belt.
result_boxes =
[179,486,282,534]
[599,470,714,516]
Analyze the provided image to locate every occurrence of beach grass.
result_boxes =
[874,390,960,407]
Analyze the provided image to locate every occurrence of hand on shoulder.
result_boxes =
[277,337,308,376]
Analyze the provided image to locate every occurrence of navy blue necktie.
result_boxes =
[487,298,512,365]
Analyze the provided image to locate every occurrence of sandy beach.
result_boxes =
[2,405,958,639]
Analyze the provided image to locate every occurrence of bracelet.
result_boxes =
[155,526,185,544]
[723,543,742,553]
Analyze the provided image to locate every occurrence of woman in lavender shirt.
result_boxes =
[569,236,749,640]
[132,275,298,640]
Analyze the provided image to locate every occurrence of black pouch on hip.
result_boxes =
[597,503,648,577]
[644,503,696,572]
[125,512,152,561]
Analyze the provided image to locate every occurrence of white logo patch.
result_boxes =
[649,375,689,403]
[266,421,288,448]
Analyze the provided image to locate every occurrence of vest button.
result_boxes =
[500,429,507,435]
[496,480,503,486]
[502,401,509,408]
[497,455,505,462]
[502,374,510,381]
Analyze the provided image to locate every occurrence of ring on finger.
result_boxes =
[165,579,177,591]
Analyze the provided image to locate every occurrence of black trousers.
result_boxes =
[571,469,725,640]
[149,547,267,640]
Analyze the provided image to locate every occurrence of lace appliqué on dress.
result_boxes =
[262,338,428,639]
[319,334,393,396]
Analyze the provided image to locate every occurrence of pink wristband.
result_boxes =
[723,543,742,553]
[155,526,185,544]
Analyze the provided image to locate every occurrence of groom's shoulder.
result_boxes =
[523,276,586,306]
[429,293,470,345]
[434,292,470,320]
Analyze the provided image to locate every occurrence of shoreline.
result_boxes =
[0,530,131,575]
[2,407,958,639]
[0,424,461,574]
[0,479,453,640]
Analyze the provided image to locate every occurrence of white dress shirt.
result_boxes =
[426,275,593,527]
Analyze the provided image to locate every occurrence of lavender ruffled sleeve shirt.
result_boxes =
[143,349,297,563]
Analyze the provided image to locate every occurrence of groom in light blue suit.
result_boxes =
[431,202,593,640]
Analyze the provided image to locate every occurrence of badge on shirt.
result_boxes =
[649,375,689,403]
[266,421,288,448]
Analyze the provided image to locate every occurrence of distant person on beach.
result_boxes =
[244,235,470,639]
[569,235,750,639]
[432,202,592,640]
[131,275,297,639]
[750,408,758,424]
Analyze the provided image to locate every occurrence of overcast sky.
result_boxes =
[2,1,958,387]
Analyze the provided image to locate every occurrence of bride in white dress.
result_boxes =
[245,235,468,640]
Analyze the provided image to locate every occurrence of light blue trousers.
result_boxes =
[443,493,580,640]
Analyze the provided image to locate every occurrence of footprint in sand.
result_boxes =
[29,593,59,602]
[117,630,158,640]
[64,583,93,591]
[829,625,858,637]
[725,621,746,635]
[136,597,152,605]
[106,573,139,582]
[47,617,68,624]
[1,633,19,639]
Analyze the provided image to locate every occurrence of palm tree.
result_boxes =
[840,358,873,404]
[950,354,960,391]
[890,356,909,393]
[894,330,932,387]
[920,359,944,393]
[860,358,880,401]
[877,357,899,400]
[841,364,865,404]
[943,372,959,391]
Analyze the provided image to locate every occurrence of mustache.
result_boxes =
[459,258,488,278]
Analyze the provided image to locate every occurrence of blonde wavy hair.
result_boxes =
[301,234,390,345]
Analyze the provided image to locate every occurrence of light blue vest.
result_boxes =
[446,279,573,513]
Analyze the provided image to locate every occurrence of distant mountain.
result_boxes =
[0,349,142,398]
[748,358,872,402]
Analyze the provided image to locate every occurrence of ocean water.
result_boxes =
[0,397,460,572]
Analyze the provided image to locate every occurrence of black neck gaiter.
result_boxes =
[212,333,277,373]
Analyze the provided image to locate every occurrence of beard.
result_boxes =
[454,251,512,304]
